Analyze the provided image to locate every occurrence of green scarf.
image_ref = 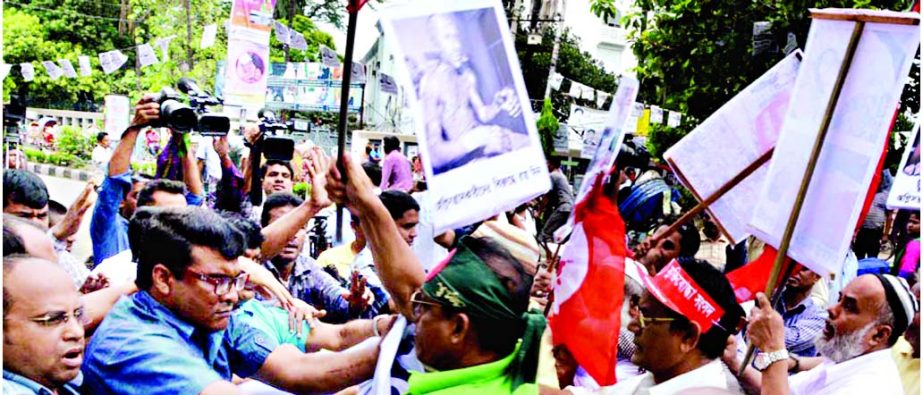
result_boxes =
[422,237,547,390]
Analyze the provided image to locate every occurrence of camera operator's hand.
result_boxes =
[213,135,231,160]
[325,153,377,210]
[130,95,160,128]
[243,123,262,146]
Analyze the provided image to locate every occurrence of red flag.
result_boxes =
[549,173,625,386]
[726,246,804,303]
[347,0,368,13]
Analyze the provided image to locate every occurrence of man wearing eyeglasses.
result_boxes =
[2,255,86,395]
[564,258,746,395]
[82,207,384,394]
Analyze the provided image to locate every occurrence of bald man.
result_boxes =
[2,256,85,394]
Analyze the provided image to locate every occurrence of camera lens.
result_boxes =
[160,99,197,132]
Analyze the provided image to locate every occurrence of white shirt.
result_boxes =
[568,359,731,395]
[91,145,112,168]
[788,349,904,395]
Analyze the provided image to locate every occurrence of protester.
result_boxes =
[82,206,387,394]
[316,216,366,281]
[352,190,421,283]
[260,192,383,323]
[894,211,920,283]
[90,95,204,265]
[565,258,746,395]
[4,169,51,225]
[362,144,383,187]
[746,273,918,394]
[632,222,701,275]
[541,157,575,243]
[412,154,425,183]
[892,282,920,395]
[773,266,828,357]
[380,135,413,192]
[853,181,892,260]
[91,132,112,171]
[3,256,85,395]
[324,151,548,394]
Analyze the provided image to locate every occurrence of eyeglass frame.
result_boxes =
[636,308,678,329]
[30,307,88,328]
[185,269,250,296]
[410,290,443,321]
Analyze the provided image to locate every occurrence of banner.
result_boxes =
[58,59,78,78]
[748,10,919,276]
[667,111,682,127]
[20,63,34,81]
[78,56,92,77]
[42,61,63,80]
[623,102,643,135]
[156,37,174,61]
[320,45,341,68]
[665,51,801,243]
[137,44,159,67]
[379,73,398,94]
[379,0,550,233]
[568,105,610,159]
[224,33,271,113]
[650,105,663,124]
[201,24,218,48]
[230,0,275,32]
[549,72,564,91]
[596,92,609,109]
[290,31,308,50]
[265,62,362,113]
[274,21,291,44]
[99,50,128,74]
[636,108,650,136]
[104,95,130,137]
[350,61,367,83]
[887,124,920,209]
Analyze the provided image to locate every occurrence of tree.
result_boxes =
[536,98,559,156]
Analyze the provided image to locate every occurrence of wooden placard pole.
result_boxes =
[642,148,773,247]
[738,20,866,376]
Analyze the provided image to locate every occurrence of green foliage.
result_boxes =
[24,147,78,167]
[644,122,692,162]
[268,16,337,63]
[56,125,95,161]
[292,181,309,199]
[535,98,559,157]
[131,161,157,176]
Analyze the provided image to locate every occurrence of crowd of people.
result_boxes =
[1,94,920,395]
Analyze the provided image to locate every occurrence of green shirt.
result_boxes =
[235,300,309,352]
[407,347,539,395]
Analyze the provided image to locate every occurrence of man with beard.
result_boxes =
[748,273,918,394]
[2,256,85,394]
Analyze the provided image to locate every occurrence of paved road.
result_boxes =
[39,174,97,264]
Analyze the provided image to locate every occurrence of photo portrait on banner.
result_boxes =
[380,0,550,233]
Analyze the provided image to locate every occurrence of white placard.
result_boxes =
[201,24,218,48]
[290,31,308,50]
[665,51,802,243]
[887,124,920,209]
[549,72,564,90]
[320,45,341,68]
[748,12,919,276]
[650,105,663,124]
[20,63,34,81]
[596,92,609,108]
[42,61,63,80]
[78,56,92,76]
[274,21,291,45]
[569,105,611,159]
[58,59,77,78]
[104,95,131,137]
[379,0,551,234]
[623,102,644,135]
[137,43,159,67]
[99,50,128,74]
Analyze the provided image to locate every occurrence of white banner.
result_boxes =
[58,59,78,78]
[596,92,609,109]
[20,63,34,81]
[137,44,160,67]
[380,0,551,234]
[201,24,218,48]
[549,72,564,91]
[569,105,612,159]
[667,111,682,127]
[351,61,367,84]
[887,124,920,210]
[665,51,802,243]
[42,61,63,80]
[748,11,919,276]
[99,50,128,74]
[104,95,131,137]
[78,56,92,76]
[290,31,308,50]
[274,21,291,45]
[650,105,663,124]
[320,45,341,68]
[156,37,174,61]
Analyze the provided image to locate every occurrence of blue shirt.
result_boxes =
[2,370,81,395]
[775,296,828,357]
[82,291,277,394]
[90,171,205,266]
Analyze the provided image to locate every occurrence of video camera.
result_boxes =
[150,78,230,136]
[3,95,27,146]
[248,108,311,206]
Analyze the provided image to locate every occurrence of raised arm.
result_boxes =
[180,133,205,197]
[110,96,158,177]
[324,152,425,319]
[260,147,332,260]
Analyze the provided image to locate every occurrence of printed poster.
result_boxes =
[104,95,131,137]
[748,10,919,276]
[379,0,550,234]
[887,124,920,209]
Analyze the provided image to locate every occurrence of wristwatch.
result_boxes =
[754,349,789,371]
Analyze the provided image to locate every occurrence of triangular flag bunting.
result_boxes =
[59,59,78,78]
[78,56,92,76]
[137,43,159,67]
[20,63,35,81]
[201,24,218,49]
[42,61,64,80]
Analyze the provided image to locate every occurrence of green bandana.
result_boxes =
[422,237,547,390]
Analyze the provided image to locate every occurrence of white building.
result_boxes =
[358,35,415,135]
